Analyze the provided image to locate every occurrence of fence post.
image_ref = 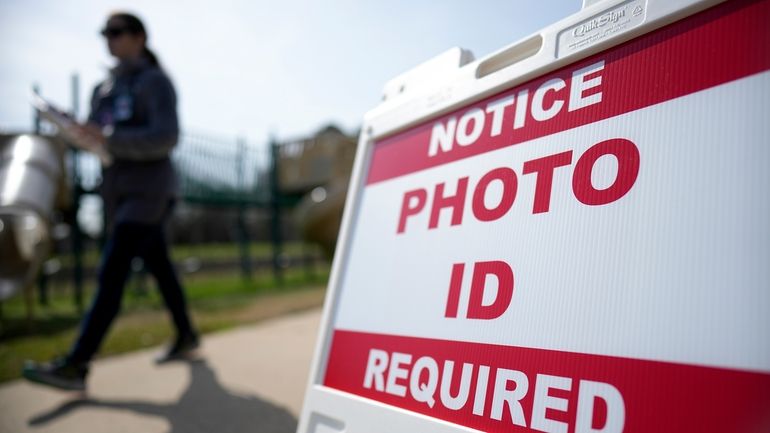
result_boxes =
[70,73,85,313]
[33,84,41,134]
[303,243,316,282]
[269,138,284,285]
[70,173,84,314]
[31,83,49,308]
[236,137,252,280]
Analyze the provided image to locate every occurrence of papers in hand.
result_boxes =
[31,91,113,167]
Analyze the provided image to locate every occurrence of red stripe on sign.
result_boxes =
[323,330,770,433]
[366,0,770,185]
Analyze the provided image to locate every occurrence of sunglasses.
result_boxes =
[100,26,131,39]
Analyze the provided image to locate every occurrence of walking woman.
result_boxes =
[24,12,199,391]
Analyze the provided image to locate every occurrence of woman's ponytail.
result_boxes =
[143,46,160,67]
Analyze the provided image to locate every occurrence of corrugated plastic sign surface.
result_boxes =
[305,1,770,432]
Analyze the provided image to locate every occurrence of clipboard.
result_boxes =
[31,90,113,166]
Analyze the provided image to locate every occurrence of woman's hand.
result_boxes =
[74,123,107,149]
[69,123,107,153]
[66,122,113,166]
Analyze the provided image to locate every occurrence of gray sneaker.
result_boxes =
[154,332,200,364]
[22,357,88,391]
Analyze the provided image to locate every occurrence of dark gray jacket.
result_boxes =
[89,58,179,226]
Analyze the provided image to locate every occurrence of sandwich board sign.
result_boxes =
[297,0,770,431]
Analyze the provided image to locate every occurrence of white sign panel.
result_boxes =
[299,1,770,432]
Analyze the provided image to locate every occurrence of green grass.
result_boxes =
[0,267,330,384]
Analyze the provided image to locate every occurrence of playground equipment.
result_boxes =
[280,126,356,256]
[0,134,66,306]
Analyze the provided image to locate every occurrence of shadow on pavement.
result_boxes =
[28,359,298,433]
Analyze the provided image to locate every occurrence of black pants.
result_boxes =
[68,222,194,364]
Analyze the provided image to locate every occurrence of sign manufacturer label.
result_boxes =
[557,0,647,57]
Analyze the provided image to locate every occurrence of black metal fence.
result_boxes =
[55,131,324,312]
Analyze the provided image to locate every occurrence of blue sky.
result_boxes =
[1,0,580,143]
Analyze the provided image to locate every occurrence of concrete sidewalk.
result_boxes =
[0,308,323,433]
